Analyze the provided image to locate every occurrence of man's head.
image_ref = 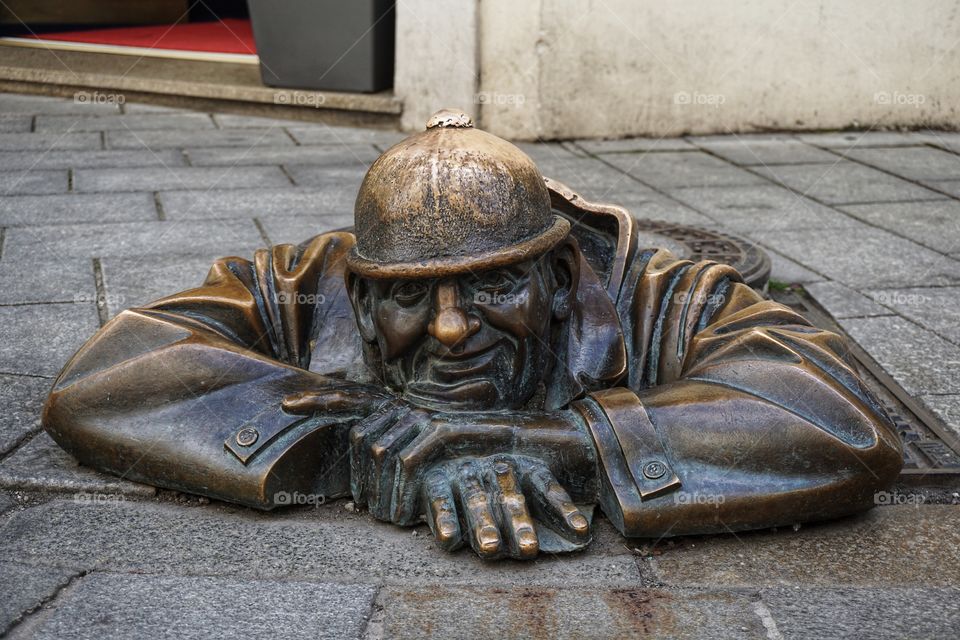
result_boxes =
[346,109,579,410]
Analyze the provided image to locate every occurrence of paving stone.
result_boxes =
[74,166,290,193]
[622,195,717,226]
[0,149,184,171]
[0,115,31,133]
[766,251,826,285]
[514,142,587,164]
[0,500,641,586]
[838,200,960,255]
[760,587,960,640]
[32,573,376,640]
[535,155,651,194]
[0,93,118,115]
[649,506,960,588]
[692,139,839,165]
[287,124,406,147]
[0,432,155,497]
[839,315,960,396]
[0,192,157,226]
[105,127,294,150]
[35,113,215,133]
[258,213,354,245]
[211,113,303,129]
[796,131,923,148]
[862,286,960,344]
[575,137,697,153]
[0,257,94,304]
[0,132,101,151]
[0,561,76,635]
[843,146,960,182]
[159,188,355,220]
[377,586,764,640]
[3,220,263,263]
[285,164,372,191]
[0,170,67,195]
[805,281,893,319]
[0,302,99,377]
[100,255,220,317]
[752,161,945,204]
[925,179,960,199]
[604,152,768,189]
[667,185,856,232]
[918,394,960,442]
[122,102,199,114]
[0,374,51,456]
[185,143,379,167]
[750,227,960,288]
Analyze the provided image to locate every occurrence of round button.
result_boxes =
[236,427,259,447]
[642,460,667,480]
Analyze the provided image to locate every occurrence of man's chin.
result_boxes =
[403,379,503,411]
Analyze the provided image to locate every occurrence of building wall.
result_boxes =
[441,0,960,140]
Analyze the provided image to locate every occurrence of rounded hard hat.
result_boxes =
[346,108,569,279]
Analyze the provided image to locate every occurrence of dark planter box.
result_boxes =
[248,0,394,93]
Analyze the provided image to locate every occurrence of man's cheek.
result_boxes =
[483,287,550,337]
[374,303,429,360]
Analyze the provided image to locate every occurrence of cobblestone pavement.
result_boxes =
[1,92,959,639]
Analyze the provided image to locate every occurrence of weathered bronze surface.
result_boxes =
[42,109,903,560]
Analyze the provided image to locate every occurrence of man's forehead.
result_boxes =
[371,260,541,286]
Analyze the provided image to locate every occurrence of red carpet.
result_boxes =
[27,18,256,55]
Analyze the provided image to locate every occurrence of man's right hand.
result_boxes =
[281,381,395,419]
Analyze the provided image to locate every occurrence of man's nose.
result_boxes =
[428,280,481,347]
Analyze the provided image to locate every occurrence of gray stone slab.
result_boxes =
[604,151,768,189]
[74,166,291,193]
[0,374,51,456]
[0,149,184,171]
[159,188,354,220]
[185,144,379,167]
[925,179,960,199]
[100,255,220,317]
[0,561,76,635]
[575,137,697,153]
[287,124,406,147]
[0,132,101,151]
[3,220,263,262]
[33,573,376,640]
[805,281,893,319]
[750,226,960,288]
[378,587,763,640]
[1,500,640,586]
[918,394,960,442]
[839,315,960,396]
[535,155,652,195]
[623,195,717,226]
[667,185,856,232]
[0,302,99,377]
[513,142,587,164]
[258,213,354,245]
[0,170,67,195]
[760,587,960,640]
[0,257,94,304]
[844,146,960,182]
[862,286,960,344]
[693,139,839,166]
[767,251,826,285]
[211,113,302,128]
[0,115,31,133]
[105,127,295,150]
[0,432,155,497]
[796,131,923,148]
[0,192,157,226]
[0,93,118,115]
[650,506,960,587]
[838,200,960,255]
[752,161,945,204]
[35,113,215,133]
[285,164,371,191]
[122,102,199,114]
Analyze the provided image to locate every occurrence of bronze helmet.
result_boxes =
[346,108,570,279]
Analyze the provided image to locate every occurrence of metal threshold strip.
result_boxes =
[0,37,260,65]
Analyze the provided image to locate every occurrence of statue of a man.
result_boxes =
[43,110,902,559]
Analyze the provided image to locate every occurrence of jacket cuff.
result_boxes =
[571,387,680,534]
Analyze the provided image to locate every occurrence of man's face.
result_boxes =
[352,259,563,410]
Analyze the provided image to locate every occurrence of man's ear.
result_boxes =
[346,271,378,343]
[549,237,580,321]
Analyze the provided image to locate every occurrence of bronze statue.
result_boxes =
[43,109,903,559]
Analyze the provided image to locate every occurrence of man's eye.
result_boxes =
[392,281,428,306]
[474,272,514,295]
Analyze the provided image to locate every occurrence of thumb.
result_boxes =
[282,389,377,415]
